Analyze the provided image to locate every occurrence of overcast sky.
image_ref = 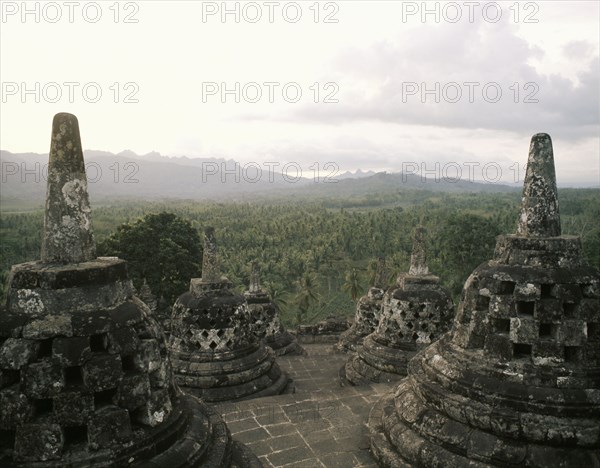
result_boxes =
[1,1,598,186]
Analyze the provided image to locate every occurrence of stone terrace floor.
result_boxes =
[214,344,395,468]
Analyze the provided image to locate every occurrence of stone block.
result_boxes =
[0,386,34,428]
[71,310,111,336]
[24,360,64,398]
[0,338,39,370]
[509,318,538,344]
[532,341,564,366]
[133,388,172,427]
[514,283,541,300]
[484,334,513,361]
[54,389,94,426]
[106,327,140,355]
[22,315,72,340]
[534,299,562,322]
[82,354,122,391]
[558,320,586,346]
[88,406,131,450]
[14,423,63,461]
[134,339,161,373]
[115,373,151,410]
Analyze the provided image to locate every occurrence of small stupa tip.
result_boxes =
[517,133,561,237]
[409,226,429,276]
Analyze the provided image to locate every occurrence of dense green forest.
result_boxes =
[1,188,598,326]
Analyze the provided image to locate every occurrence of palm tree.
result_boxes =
[343,268,363,302]
[294,272,320,326]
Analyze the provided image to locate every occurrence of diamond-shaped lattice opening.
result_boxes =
[34,398,53,418]
[516,301,534,316]
[406,322,414,329]
[563,302,577,318]
[539,323,557,339]
[38,338,53,359]
[216,329,225,338]
[90,334,107,352]
[420,323,429,331]
[225,339,233,348]
[201,330,210,339]
[513,343,532,359]
[564,346,582,363]
[209,341,218,350]
[65,366,84,387]
[494,318,510,333]
[411,332,419,341]
[94,388,117,409]
[209,319,217,328]
[64,425,88,448]
[499,281,515,294]
[541,284,553,298]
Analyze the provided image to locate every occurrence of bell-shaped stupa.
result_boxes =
[336,257,388,353]
[369,134,600,467]
[0,113,260,466]
[168,229,290,402]
[343,228,454,385]
[245,262,305,356]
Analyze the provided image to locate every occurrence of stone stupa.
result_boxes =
[342,227,454,385]
[244,262,305,356]
[168,229,290,402]
[336,257,388,353]
[0,113,260,467]
[369,133,600,467]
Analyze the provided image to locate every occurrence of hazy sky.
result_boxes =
[1,1,599,186]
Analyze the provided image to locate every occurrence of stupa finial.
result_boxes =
[41,113,95,263]
[517,133,561,237]
[409,226,429,276]
[201,226,220,282]
[373,257,386,288]
[249,261,261,293]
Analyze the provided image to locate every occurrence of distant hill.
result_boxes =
[0,149,518,209]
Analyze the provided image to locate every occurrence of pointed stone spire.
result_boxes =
[373,257,386,288]
[201,226,220,282]
[517,133,561,237]
[249,261,261,293]
[41,113,95,263]
[408,226,429,275]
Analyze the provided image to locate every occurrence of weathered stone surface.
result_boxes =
[41,112,95,263]
[0,114,261,467]
[169,229,290,402]
[336,257,387,353]
[369,134,600,467]
[245,261,305,356]
[344,228,454,385]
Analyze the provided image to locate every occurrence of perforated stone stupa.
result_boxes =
[369,133,600,467]
[245,262,305,356]
[336,257,387,353]
[0,113,260,467]
[168,229,290,402]
[343,227,454,385]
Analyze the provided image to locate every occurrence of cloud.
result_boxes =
[272,17,600,141]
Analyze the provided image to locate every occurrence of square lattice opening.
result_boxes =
[564,346,582,363]
[539,323,557,339]
[494,318,510,333]
[513,343,532,358]
[516,301,535,316]
[65,366,84,387]
[63,426,88,447]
